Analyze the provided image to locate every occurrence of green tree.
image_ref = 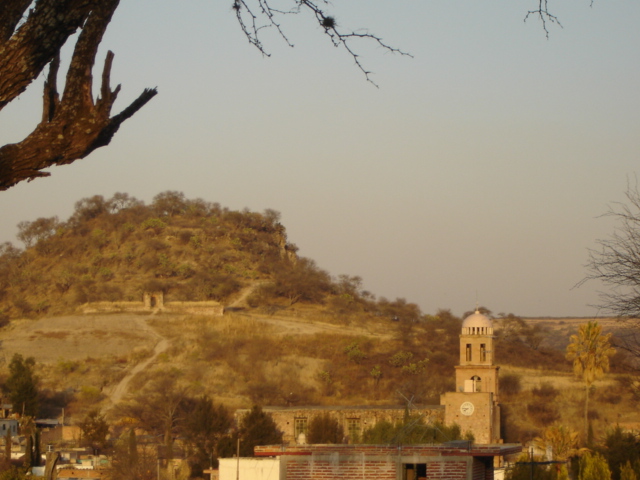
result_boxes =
[78,410,109,453]
[115,369,190,459]
[534,424,579,462]
[4,429,10,463]
[183,395,232,474]
[621,462,637,480]
[16,217,60,248]
[566,321,615,440]
[237,406,282,457]
[268,258,332,305]
[601,426,640,480]
[370,365,382,389]
[110,429,155,480]
[580,452,612,480]
[504,454,556,480]
[306,413,344,444]
[0,466,29,480]
[362,417,461,445]
[4,354,38,417]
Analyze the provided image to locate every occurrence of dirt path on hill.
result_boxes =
[226,281,271,309]
[101,313,169,412]
[0,309,390,413]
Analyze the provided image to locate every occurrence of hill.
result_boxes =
[0,191,639,447]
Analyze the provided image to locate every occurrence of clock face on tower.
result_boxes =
[460,401,475,416]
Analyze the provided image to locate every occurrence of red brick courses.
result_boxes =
[253,444,520,480]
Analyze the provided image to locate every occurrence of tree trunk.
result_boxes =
[0,0,156,190]
[584,383,590,442]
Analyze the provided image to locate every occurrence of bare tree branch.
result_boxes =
[0,1,157,190]
[580,180,640,319]
[0,0,582,190]
[0,0,93,111]
[234,0,412,87]
[524,0,563,38]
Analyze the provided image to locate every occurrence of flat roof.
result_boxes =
[255,443,522,458]
[239,405,444,412]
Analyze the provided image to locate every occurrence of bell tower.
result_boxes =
[441,310,501,444]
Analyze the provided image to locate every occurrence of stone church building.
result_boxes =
[441,310,501,444]
[229,311,517,480]
[239,310,505,446]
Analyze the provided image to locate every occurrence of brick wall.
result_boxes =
[253,444,513,480]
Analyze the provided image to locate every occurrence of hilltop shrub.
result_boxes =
[389,351,413,367]
[500,373,522,396]
[527,400,559,425]
[344,342,367,364]
[141,218,167,234]
[532,382,559,400]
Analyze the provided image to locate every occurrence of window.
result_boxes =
[472,375,482,392]
[466,344,472,362]
[480,343,486,362]
[404,463,427,480]
[294,418,308,439]
[347,418,361,441]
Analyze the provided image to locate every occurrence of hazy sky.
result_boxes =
[0,0,638,318]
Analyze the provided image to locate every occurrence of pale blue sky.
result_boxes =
[1,0,638,317]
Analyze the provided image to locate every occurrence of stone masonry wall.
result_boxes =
[79,300,223,316]
[251,406,445,445]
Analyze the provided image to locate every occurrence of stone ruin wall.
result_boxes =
[79,295,223,316]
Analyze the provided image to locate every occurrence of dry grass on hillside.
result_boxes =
[2,310,640,442]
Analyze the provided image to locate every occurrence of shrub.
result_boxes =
[597,390,623,405]
[344,342,367,364]
[141,218,167,234]
[532,382,559,400]
[527,400,559,425]
[500,373,522,396]
[307,413,344,444]
[389,351,413,367]
[57,359,79,374]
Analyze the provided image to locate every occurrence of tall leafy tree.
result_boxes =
[183,395,232,473]
[307,413,344,444]
[110,429,155,480]
[533,424,579,462]
[78,410,110,453]
[601,426,640,480]
[620,462,638,480]
[4,354,38,417]
[579,452,612,480]
[237,406,282,457]
[115,369,190,459]
[566,322,616,441]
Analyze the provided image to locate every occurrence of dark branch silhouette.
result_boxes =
[0,1,574,190]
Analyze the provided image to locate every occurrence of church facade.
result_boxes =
[441,310,502,444]
[238,310,503,446]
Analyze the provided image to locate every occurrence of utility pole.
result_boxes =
[236,437,240,480]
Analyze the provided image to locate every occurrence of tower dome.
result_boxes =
[461,310,493,335]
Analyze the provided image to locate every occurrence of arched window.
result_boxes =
[472,375,482,392]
